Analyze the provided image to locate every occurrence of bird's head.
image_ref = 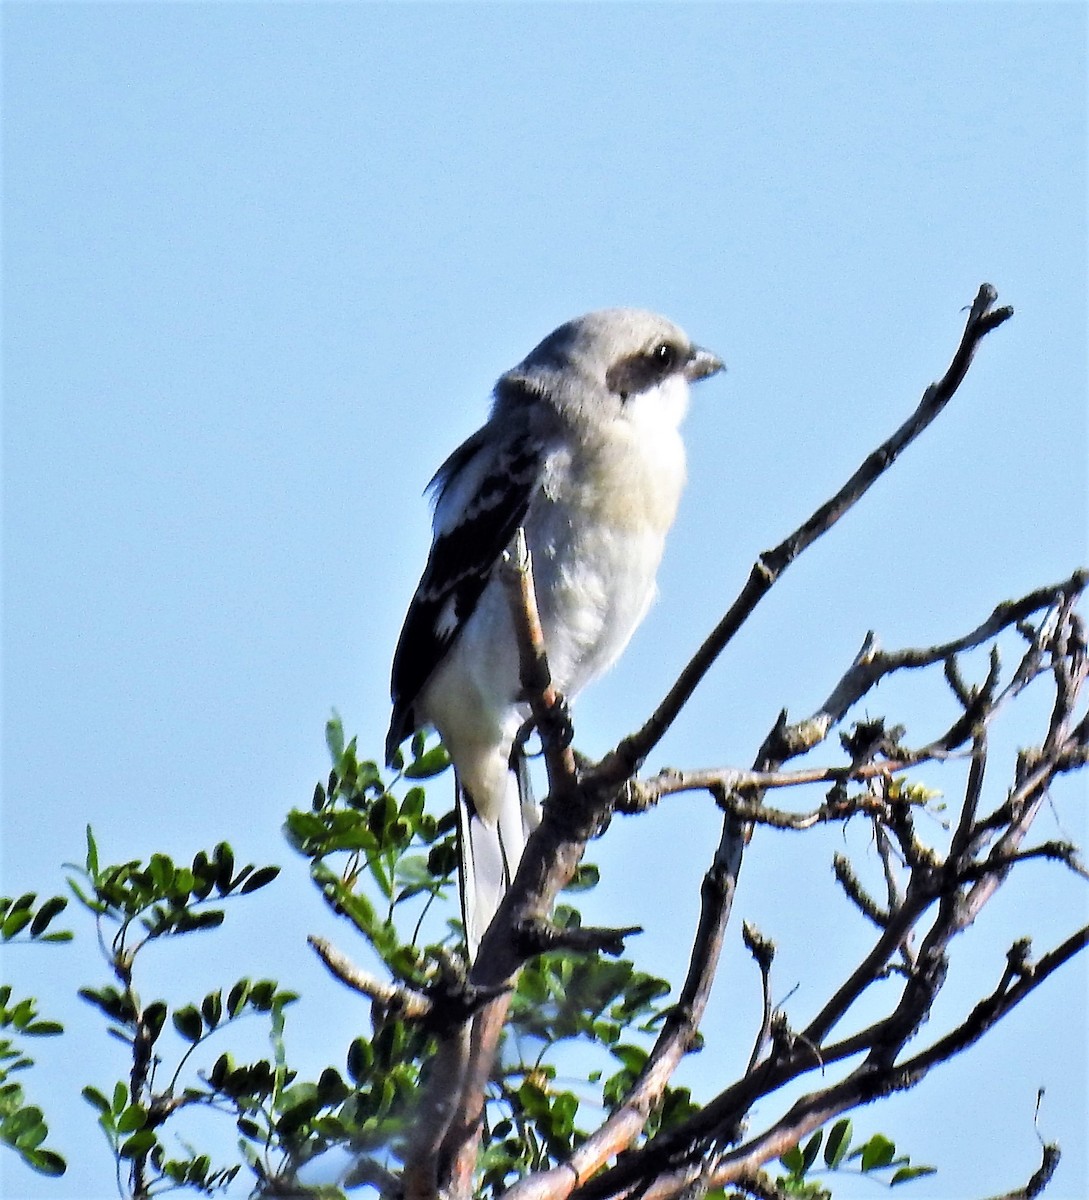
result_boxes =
[502,308,724,433]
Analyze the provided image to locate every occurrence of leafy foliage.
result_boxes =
[284,718,701,1192]
[285,716,458,988]
[0,891,71,1176]
[1,891,71,945]
[2,726,959,1195]
[68,829,299,1193]
[777,1121,936,1196]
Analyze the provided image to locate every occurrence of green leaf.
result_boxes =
[169,908,224,935]
[1,909,32,940]
[801,1131,823,1173]
[367,794,398,843]
[3,1104,45,1143]
[565,863,600,892]
[208,1052,231,1090]
[119,1128,156,1158]
[78,986,137,1026]
[316,1067,349,1106]
[191,851,216,900]
[780,1144,805,1175]
[227,979,251,1017]
[142,1002,167,1043]
[29,896,68,938]
[201,991,223,1028]
[22,1021,63,1037]
[238,1116,262,1141]
[860,1134,897,1172]
[427,840,457,878]
[170,866,196,899]
[81,1087,111,1115]
[239,865,280,894]
[213,843,235,894]
[21,1147,65,1176]
[172,1006,203,1043]
[8,998,35,1029]
[346,1037,372,1084]
[116,1104,147,1134]
[326,714,346,763]
[148,853,176,895]
[823,1118,851,1168]
[891,1166,937,1185]
[86,826,100,878]
[400,787,426,823]
[247,980,276,1011]
[610,1044,648,1074]
[404,745,450,779]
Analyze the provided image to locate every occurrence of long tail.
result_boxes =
[457,750,539,958]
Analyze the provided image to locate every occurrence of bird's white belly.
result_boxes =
[534,422,683,681]
[529,515,664,697]
[419,417,685,817]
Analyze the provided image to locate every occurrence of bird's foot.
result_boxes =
[541,691,574,751]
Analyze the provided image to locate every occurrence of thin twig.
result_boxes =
[981,1144,1061,1200]
[307,935,432,1019]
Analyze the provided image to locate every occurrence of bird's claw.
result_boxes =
[542,692,574,751]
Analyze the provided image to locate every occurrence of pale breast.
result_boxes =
[528,421,685,694]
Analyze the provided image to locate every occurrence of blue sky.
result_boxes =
[3,3,1086,1198]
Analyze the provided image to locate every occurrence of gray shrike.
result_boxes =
[386,309,724,955]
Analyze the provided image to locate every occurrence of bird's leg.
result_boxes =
[513,693,575,765]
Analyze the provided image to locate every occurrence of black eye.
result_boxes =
[605,342,681,399]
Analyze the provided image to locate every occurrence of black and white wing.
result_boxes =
[385,421,544,764]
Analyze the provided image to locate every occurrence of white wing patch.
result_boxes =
[434,594,460,641]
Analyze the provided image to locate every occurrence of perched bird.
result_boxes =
[386,309,724,954]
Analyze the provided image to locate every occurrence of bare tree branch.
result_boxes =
[378,288,1088,1200]
[576,605,1087,1200]
[982,1143,1062,1200]
[308,935,433,1019]
[501,529,581,801]
[595,284,1014,785]
[588,914,1081,1200]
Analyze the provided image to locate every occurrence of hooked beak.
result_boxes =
[684,344,725,383]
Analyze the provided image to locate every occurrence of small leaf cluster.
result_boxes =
[71,828,292,1194]
[70,815,430,1194]
[285,716,457,984]
[204,1004,426,1187]
[510,935,688,1127]
[69,828,279,947]
[0,891,70,1177]
[600,1041,699,1138]
[81,1081,239,1191]
[512,935,670,1047]
[778,1120,936,1195]
[473,909,684,1190]
[1,892,71,945]
[0,985,66,1176]
[482,1067,579,1186]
